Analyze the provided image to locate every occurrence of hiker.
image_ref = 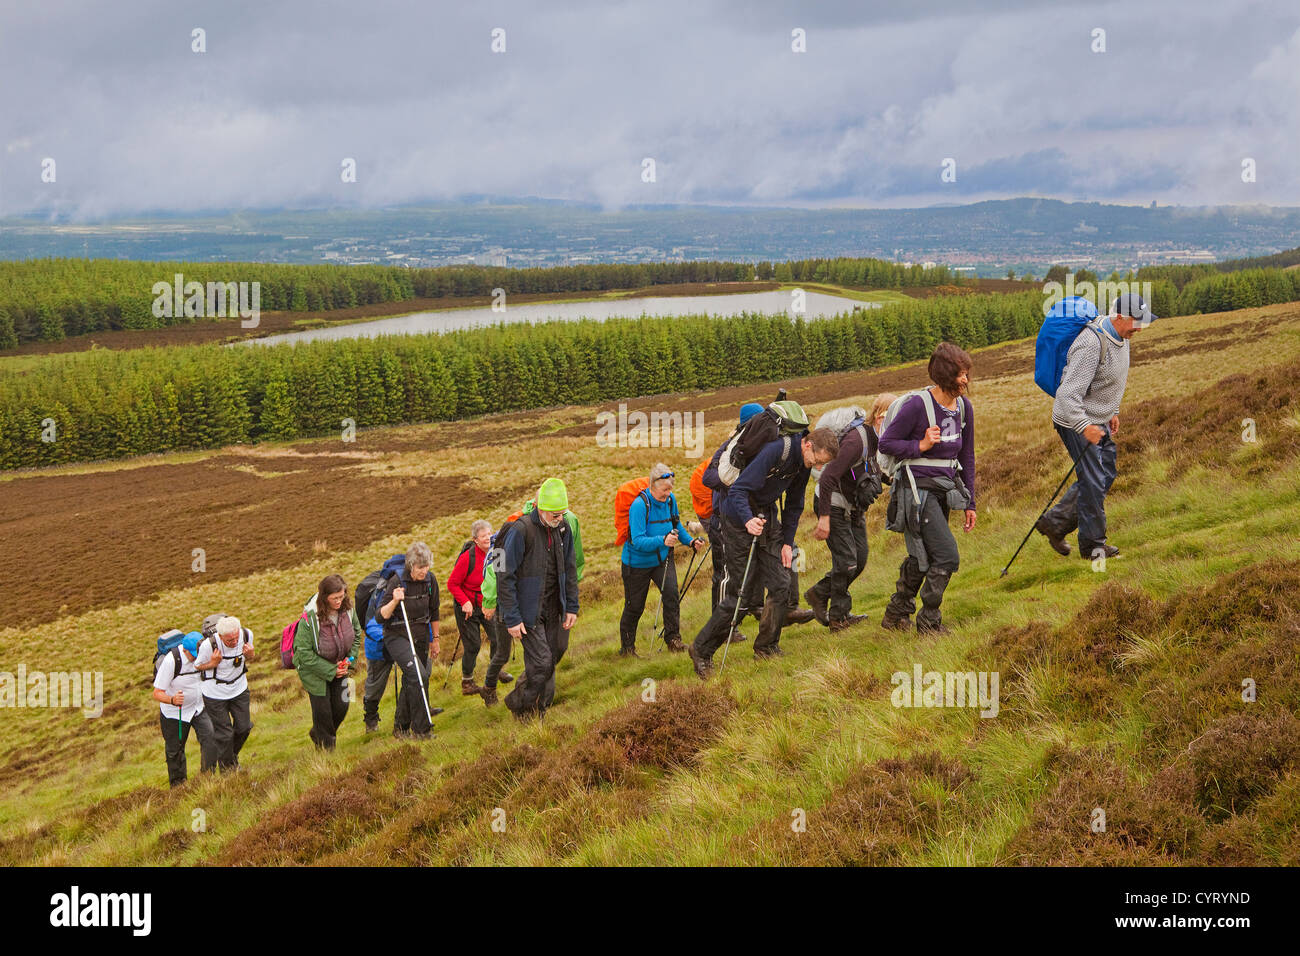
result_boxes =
[879,343,977,634]
[152,632,218,788]
[1036,293,1156,560]
[870,393,899,443]
[805,405,883,631]
[376,542,442,738]
[294,574,363,750]
[695,402,765,645]
[448,519,513,695]
[497,478,580,718]
[689,410,839,676]
[619,463,706,656]
[481,494,582,706]
[196,615,254,771]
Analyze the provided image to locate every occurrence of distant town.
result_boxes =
[2,197,1293,278]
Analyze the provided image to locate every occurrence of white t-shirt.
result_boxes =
[197,629,253,700]
[154,648,205,721]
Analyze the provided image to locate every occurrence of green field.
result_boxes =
[1,301,1298,865]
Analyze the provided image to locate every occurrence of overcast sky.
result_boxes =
[2,0,1297,219]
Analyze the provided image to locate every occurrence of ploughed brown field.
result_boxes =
[3,306,1284,629]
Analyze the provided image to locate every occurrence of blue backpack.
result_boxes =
[1034,296,1100,397]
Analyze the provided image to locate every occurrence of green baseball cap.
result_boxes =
[537,478,569,511]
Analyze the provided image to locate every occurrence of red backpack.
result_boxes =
[280,612,307,669]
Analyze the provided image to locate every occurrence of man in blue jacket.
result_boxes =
[620,462,707,656]
[689,423,838,676]
[500,478,580,718]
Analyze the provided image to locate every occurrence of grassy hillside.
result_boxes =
[2,301,1298,865]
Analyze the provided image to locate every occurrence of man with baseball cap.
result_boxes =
[1037,291,1156,561]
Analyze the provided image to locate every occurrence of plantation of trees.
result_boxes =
[0,256,970,349]
[2,290,1036,469]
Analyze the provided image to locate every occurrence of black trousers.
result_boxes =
[454,603,505,680]
[483,615,513,690]
[693,513,790,660]
[308,676,350,750]
[383,631,432,735]
[809,506,869,620]
[619,559,680,650]
[504,592,569,716]
[886,494,960,629]
[203,688,252,771]
[159,709,217,788]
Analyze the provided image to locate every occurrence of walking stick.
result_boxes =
[397,589,434,726]
[999,461,1078,578]
[718,535,759,676]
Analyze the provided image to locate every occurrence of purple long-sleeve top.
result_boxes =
[878,390,976,510]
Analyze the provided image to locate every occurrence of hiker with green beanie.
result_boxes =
[498,478,580,717]
[480,493,584,706]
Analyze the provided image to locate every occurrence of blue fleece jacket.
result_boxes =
[622,490,695,567]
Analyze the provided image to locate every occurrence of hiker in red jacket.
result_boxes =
[448,519,513,696]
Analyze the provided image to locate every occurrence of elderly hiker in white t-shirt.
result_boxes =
[1037,292,1156,561]
[196,614,254,772]
[152,632,218,788]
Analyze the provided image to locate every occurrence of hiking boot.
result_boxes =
[392,728,411,740]
[363,717,379,733]
[498,671,515,684]
[785,607,816,626]
[847,613,871,625]
[480,686,498,707]
[665,637,687,653]
[687,643,712,680]
[881,610,911,631]
[803,588,830,626]
[410,730,436,741]
[727,627,748,644]
[1035,518,1070,556]
[828,617,855,633]
[431,707,445,717]
[754,646,785,660]
[618,647,641,658]
[461,678,481,696]
[916,619,950,636]
[1081,543,1121,560]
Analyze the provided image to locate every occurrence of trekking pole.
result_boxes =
[679,544,708,597]
[646,549,673,652]
[718,535,759,676]
[655,544,705,644]
[397,594,434,726]
[999,461,1078,578]
[441,629,464,691]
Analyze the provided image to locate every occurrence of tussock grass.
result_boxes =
[4,304,1300,864]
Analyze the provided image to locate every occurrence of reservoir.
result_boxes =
[247,289,874,346]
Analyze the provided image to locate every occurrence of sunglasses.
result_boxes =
[655,472,674,481]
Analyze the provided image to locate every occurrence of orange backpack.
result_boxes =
[613,478,651,546]
[690,458,713,522]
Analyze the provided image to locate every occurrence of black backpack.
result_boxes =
[458,539,481,579]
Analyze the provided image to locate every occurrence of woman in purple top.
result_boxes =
[878,343,977,634]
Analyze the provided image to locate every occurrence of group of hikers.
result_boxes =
[150,291,1156,786]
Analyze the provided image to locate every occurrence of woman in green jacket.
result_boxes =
[294,573,363,750]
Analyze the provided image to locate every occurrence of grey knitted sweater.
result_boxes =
[1051,324,1130,433]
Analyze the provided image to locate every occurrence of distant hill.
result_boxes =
[2,198,1297,275]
